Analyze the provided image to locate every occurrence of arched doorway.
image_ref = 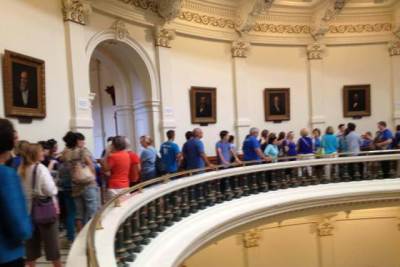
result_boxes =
[88,40,156,158]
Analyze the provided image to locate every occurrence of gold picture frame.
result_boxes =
[343,84,371,118]
[190,86,217,124]
[3,50,46,118]
[264,88,290,121]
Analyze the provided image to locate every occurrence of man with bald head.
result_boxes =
[242,127,271,162]
[182,128,213,170]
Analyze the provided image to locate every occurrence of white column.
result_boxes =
[232,39,251,150]
[315,217,336,267]
[154,27,177,143]
[63,0,94,150]
[389,41,400,126]
[307,42,326,130]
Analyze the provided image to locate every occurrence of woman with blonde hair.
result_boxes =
[19,144,61,267]
[140,135,157,180]
[297,128,314,177]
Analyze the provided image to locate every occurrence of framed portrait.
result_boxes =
[3,50,46,118]
[343,84,371,118]
[190,87,217,124]
[264,88,290,121]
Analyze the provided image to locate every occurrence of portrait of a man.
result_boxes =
[343,85,370,117]
[190,87,216,124]
[264,88,290,121]
[3,50,46,118]
[12,63,38,108]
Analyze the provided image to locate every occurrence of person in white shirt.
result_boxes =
[19,143,61,267]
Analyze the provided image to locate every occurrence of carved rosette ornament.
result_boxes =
[154,27,175,48]
[242,229,262,248]
[232,39,250,58]
[62,0,91,25]
[389,41,400,56]
[111,20,129,40]
[307,42,326,60]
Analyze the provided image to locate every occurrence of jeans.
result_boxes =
[59,190,76,241]
[74,185,99,225]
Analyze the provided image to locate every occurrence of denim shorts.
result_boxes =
[73,185,99,223]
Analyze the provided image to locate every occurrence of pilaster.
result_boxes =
[307,42,326,129]
[63,0,94,149]
[154,27,176,143]
[389,40,400,126]
[232,39,251,149]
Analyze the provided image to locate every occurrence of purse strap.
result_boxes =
[31,164,39,192]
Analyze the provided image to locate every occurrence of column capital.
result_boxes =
[110,20,130,40]
[389,40,400,56]
[62,0,91,25]
[154,27,175,48]
[307,42,326,60]
[232,39,251,58]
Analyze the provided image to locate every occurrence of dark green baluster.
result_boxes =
[115,227,128,267]
[155,198,165,231]
[270,171,278,190]
[280,170,289,189]
[341,163,351,182]
[207,181,217,206]
[389,160,397,178]
[189,186,198,213]
[215,179,224,203]
[250,173,259,194]
[131,212,143,253]
[377,162,384,179]
[181,188,190,217]
[172,191,182,221]
[259,171,269,192]
[224,178,234,200]
[164,194,174,226]
[353,163,361,181]
[147,201,158,237]
[139,207,150,245]
[197,183,206,209]
[123,220,135,262]
[233,176,243,198]
[242,174,250,196]
[289,168,299,187]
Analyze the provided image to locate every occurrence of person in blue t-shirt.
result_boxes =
[216,130,241,167]
[393,125,400,149]
[322,126,338,155]
[375,121,393,150]
[0,119,32,267]
[160,130,182,173]
[242,127,270,162]
[182,128,213,170]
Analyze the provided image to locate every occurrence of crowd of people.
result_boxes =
[0,117,398,267]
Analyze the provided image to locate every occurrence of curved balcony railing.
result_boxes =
[68,150,400,267]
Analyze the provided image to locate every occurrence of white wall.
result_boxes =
[323,44,392,133]
[169,36,236,154]
[0,0,71,146]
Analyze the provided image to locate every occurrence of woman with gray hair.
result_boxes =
[140,135,157,180]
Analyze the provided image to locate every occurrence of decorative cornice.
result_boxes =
[232,39,250,58]
[389,40,400,56]
[328,23,392,34]
[110,20,130,40]
[62,0,91,25]
[120,0,157,12]
[253,23,310,34]
[242,228,262,248]
[154,27,175,48]
[307,42,325,60]
[178,10,235,29]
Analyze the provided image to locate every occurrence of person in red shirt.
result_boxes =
[100,136,131,201]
